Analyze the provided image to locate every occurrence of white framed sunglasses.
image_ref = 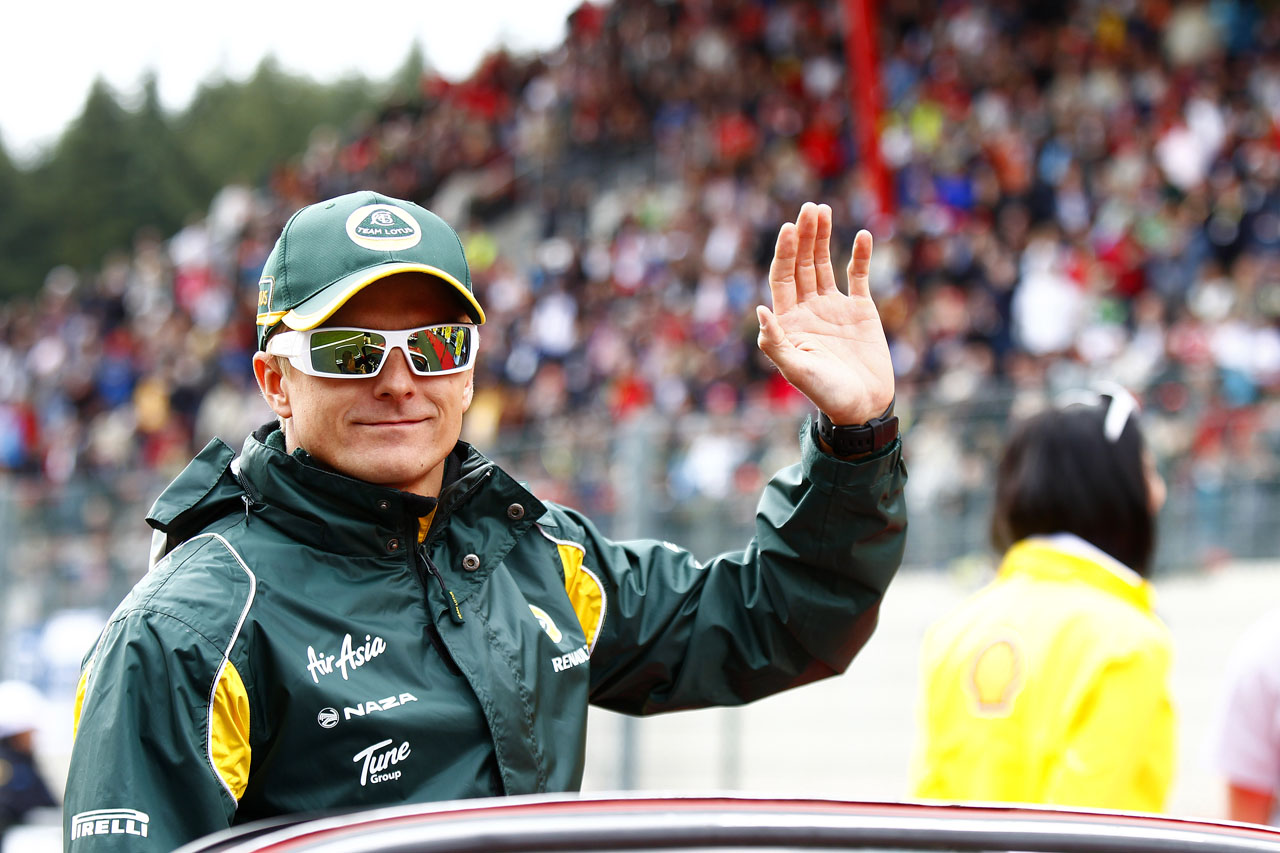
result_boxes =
[265,324,479,379]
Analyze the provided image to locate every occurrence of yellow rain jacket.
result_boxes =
[912,534,1175,812]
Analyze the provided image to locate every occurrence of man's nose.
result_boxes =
[372,346,417,396]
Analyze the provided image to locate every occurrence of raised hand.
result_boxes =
[757,202,895,426]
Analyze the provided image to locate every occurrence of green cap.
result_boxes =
[255,191,485,349]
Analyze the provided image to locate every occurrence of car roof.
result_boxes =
[177,793,1280,853]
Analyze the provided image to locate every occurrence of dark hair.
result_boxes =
[990,401,1156,575]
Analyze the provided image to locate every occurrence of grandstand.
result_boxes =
[0,0,1277,826]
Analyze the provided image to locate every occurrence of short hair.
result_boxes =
[990,398,1156,575]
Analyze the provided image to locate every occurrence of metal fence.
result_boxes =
[2,393,1277,693]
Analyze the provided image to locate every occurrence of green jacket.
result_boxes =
[64,422,906,851]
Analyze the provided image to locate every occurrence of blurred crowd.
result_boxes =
[1,0,1279,569]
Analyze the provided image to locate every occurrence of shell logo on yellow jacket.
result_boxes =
[968,636,1024,715]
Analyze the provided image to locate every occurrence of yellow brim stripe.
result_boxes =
[283,263,486,330]
[256,310,289,326]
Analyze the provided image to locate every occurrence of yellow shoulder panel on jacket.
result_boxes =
[72,663,92,739]
[210,660,252,800]
[554,540,606,652]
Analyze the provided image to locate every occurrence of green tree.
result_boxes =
[388,41,428,105]
[176,57,379,187]
[0,137,35,296]
[129,72,213,233]
[0,45,430,299]
[14,75,212,289]
[29,78,141,275]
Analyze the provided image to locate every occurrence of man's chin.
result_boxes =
[346,456,442,496]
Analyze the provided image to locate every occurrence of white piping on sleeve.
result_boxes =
[191,532,258,802]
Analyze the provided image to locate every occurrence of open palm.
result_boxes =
[757,202,895,426]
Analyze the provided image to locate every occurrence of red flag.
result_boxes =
[844,0,893,220]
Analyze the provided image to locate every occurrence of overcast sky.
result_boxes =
[0,0,583,165]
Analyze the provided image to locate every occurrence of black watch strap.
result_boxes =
[815,396,899,457]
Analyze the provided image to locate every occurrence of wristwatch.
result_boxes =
[814,397,899,457]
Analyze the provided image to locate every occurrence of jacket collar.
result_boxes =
[235,425,543,559]
[997,534,1155,612]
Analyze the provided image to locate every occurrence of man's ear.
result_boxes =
[253,352,293,419]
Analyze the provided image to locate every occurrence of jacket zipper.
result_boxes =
[418,545,465,626]
[411,463,494,673]
[413,544,464,676]
[233,465,263,520]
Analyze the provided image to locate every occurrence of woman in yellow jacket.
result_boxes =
[912,385,1174,813]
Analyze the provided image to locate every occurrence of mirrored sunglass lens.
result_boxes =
[308,330,387,376]
[407,327,474,373]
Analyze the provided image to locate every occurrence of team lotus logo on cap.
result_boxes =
[345,204,422,252]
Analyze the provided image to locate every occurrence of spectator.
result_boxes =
[1,0,1279,604]
[1207,609,1280,824]
[912,384,1175,811]
[0,681,58,838]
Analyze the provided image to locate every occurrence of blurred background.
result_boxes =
[0,0,1277,839]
